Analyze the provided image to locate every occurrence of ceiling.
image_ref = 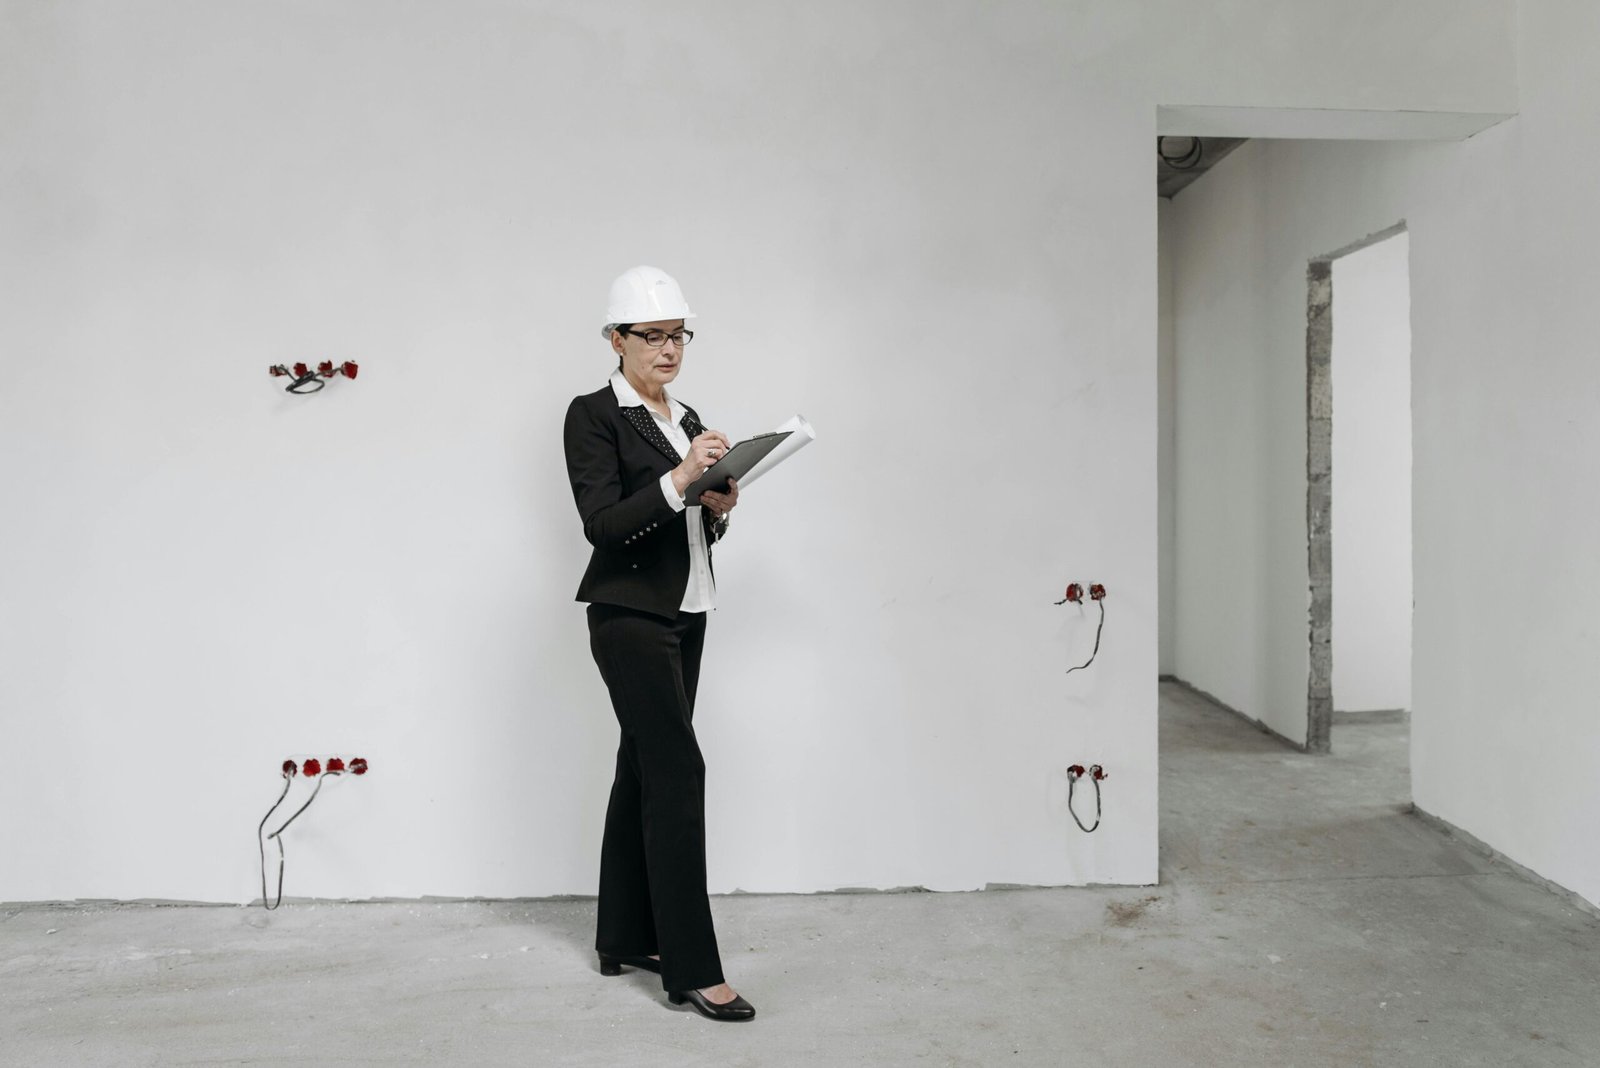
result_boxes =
[1157,136,1248,199]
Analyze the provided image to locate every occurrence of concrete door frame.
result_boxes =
[1302,220,1409,753]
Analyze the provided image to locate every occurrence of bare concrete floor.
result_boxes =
[5,682,1599,1066]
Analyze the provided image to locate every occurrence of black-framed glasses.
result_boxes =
[620,327,694,348]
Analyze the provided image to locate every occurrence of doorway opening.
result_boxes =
[1304,224,1413,753]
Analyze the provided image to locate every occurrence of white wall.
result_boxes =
[1157,200,1177,676]
[1332,234,1413,713]
[1167,142,1298,737]
[0,0,1517,903]
[1167,4,1600,907]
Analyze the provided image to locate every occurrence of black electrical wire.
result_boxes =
[269,771,330,840]
[1065,599,1106,675]
[285,373,326,394]
[258,768,333,909]
[258,773,295,911]
[1067,771,1102,833]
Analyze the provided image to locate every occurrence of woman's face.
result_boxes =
[613,318,686,391]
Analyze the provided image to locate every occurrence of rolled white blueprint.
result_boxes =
[734,414,814,489]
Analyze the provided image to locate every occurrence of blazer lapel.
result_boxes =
[620,405,683,466]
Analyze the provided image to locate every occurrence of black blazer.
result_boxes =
[564,383,730,620]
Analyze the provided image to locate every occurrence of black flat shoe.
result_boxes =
[667,987,756,1021]
[597,952,661,976]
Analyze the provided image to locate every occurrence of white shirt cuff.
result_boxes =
[659,472,686,513]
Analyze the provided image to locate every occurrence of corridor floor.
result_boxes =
[5,682,1598,1066]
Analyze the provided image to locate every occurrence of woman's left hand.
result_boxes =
[699,478,739,519]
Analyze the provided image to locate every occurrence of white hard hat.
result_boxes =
[601,265,697,339]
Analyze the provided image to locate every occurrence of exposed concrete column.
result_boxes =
[1305,259,1334,753]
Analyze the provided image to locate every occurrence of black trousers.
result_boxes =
[586,602,724,992]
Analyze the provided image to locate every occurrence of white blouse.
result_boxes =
[608,370,715,613]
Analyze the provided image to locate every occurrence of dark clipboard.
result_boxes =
[683,430,792,500]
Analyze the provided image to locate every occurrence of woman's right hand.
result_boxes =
[672,430,733,497]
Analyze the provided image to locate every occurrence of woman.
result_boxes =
[561,265,755,1022]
